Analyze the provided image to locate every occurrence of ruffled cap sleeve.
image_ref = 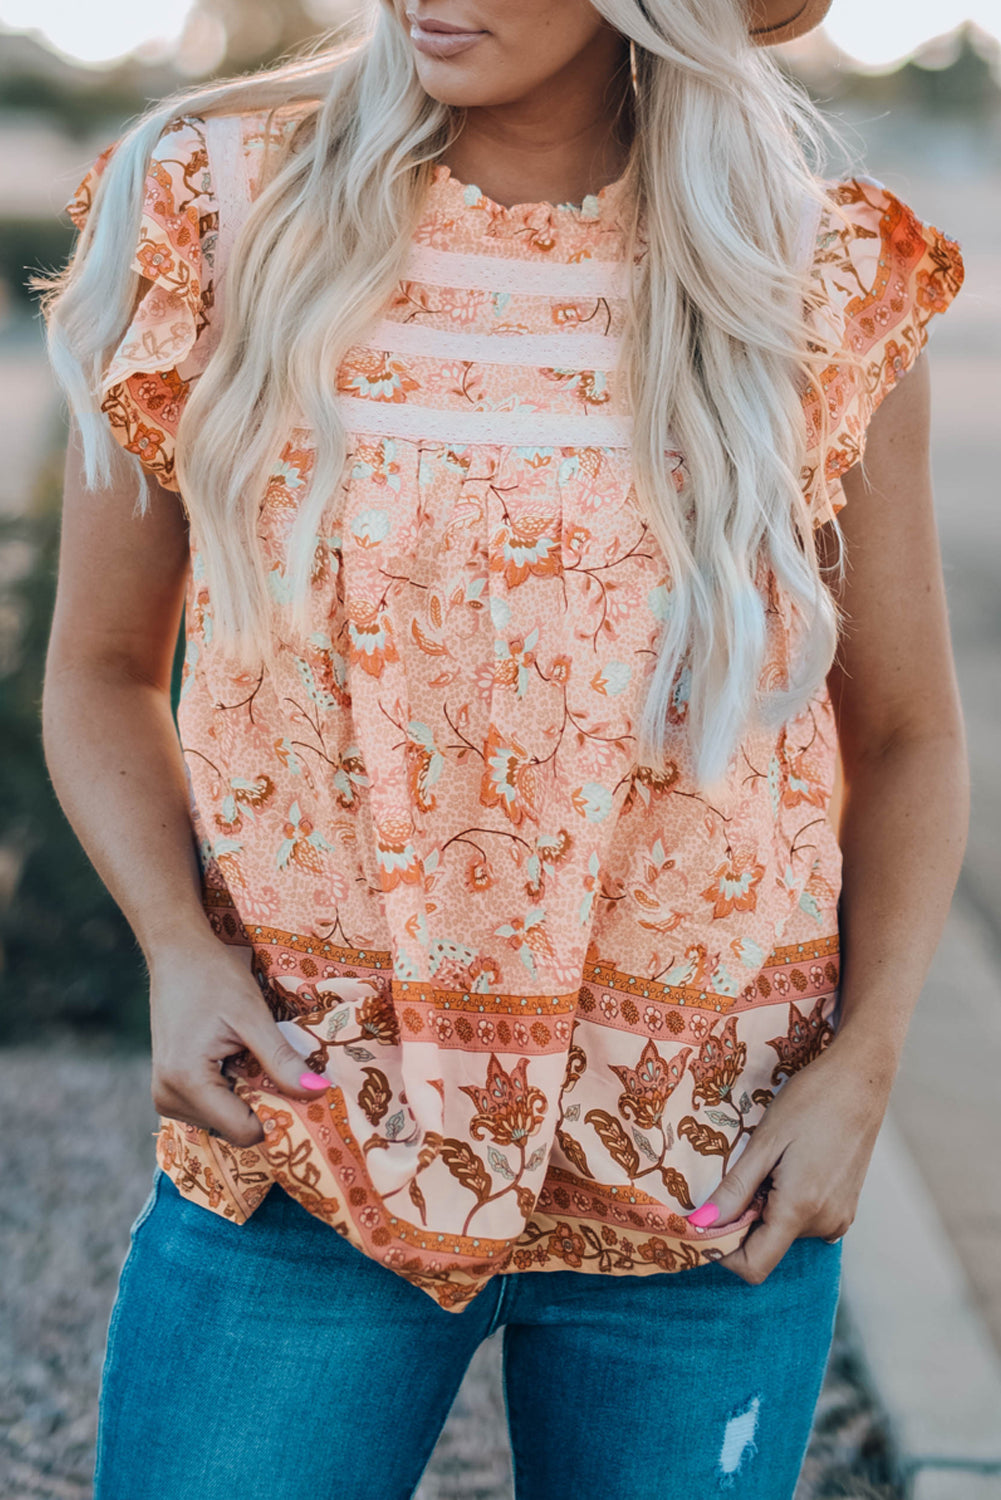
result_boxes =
[804,174,965,521]
[65,115,217,491]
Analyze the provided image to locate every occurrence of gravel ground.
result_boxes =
[0,1045,900,1499]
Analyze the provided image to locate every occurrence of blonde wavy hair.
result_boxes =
[42,0,865,786]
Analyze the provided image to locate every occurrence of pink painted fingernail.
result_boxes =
[688,1201,720,1228]
[299,1070,328,1091]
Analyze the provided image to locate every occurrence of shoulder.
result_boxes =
[65,99,321,231]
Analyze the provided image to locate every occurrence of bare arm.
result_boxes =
[823,347,969,1074]
[42,426,210,959]
[42,428,326,1144]
[702,347,969,1280]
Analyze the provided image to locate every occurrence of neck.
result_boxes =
[440,34,635,209]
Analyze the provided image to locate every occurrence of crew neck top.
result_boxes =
[66,106,964,1312]
[429,159,631,220]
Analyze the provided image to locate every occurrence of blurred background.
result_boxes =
[0,3,999,1497]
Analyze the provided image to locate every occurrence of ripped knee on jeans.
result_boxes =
[717,1393,761,1488]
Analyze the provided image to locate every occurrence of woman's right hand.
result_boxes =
[148,931,326,1147]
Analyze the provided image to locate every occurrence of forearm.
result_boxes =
[831,729,969,1080]
[41,665,219,966]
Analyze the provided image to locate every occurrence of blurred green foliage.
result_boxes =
[0,218,75,312]
[0,449,185,1048]
[0,72,151,137]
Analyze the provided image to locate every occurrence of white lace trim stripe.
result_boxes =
[359,319,623,370]
[403,244,635,299]
[334,395,635,449]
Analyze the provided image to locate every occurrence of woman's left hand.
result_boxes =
[704,1033,895,1284]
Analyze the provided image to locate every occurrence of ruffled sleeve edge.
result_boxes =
[807,174,965,515]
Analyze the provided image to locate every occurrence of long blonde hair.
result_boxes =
[42,0,865,786]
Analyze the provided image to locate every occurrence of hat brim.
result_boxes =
[748,0,833,46]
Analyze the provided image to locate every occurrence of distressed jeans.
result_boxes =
[94,1165,843,1500]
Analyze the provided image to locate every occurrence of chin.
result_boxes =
[412,60,495,107]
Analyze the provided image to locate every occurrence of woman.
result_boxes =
[40,0,968,1495]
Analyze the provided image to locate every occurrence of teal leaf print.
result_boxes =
[573,783,613,822]
[632,1127,657,1161]
[276,737,303,775]
[518,944,538,979]
[428,936,477,975]
[393,949,421,982]
[488,1148,515,1180]
[345,1045,375,1062]
[488,595,511,629]
[180,639,198,700]
[647,582,673,622]
[733,937,765,968]
[293,658,337,711]
[671,665,691,716]
[268,565,294,605]
[709,963,739,997]
[707,1110,739,1129]
[269,457,307,491]
[596,660,631,696]
[211,836,242,857]
[578,849,601,926]
[526,1147,547,1172]
[322,1008,351,1040]
[350,508,391,547]
[739,1092,753,1114]
[799,890,822,921]
[385,1110,406,1141]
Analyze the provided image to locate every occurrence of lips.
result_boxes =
[407,11,488,58]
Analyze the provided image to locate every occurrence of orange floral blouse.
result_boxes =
[67,107,965,1311]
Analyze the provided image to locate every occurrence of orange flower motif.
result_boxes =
[357,988,400,1046]
[375,814,423,891]
[881,337,910,385]
[915,266,951,315]
[689,1015,747,1108]
[488,515,562,589]
[765,995,834,1085]
[337,349,421,403]
[465,856,493,893]
[631,761,680,798]
[782,751,827,810]
[254,1103,294,1148]
[136,237,176,281]
[123,421,167,469]
[700,850,765,920]
[637,1235,680,1268]
[610,1039,692,1129]
[547,1221,586,1267]
[479,722,538,827]
[459,1054,547,1146]
[347,600,399,678]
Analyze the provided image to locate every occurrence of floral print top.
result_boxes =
[67,107,965,1311]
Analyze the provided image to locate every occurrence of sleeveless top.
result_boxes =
[66,106,964,1312]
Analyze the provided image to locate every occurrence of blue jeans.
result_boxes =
[94,1165,843,1499]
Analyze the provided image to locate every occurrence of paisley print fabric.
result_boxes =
[67,109,964,1312]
